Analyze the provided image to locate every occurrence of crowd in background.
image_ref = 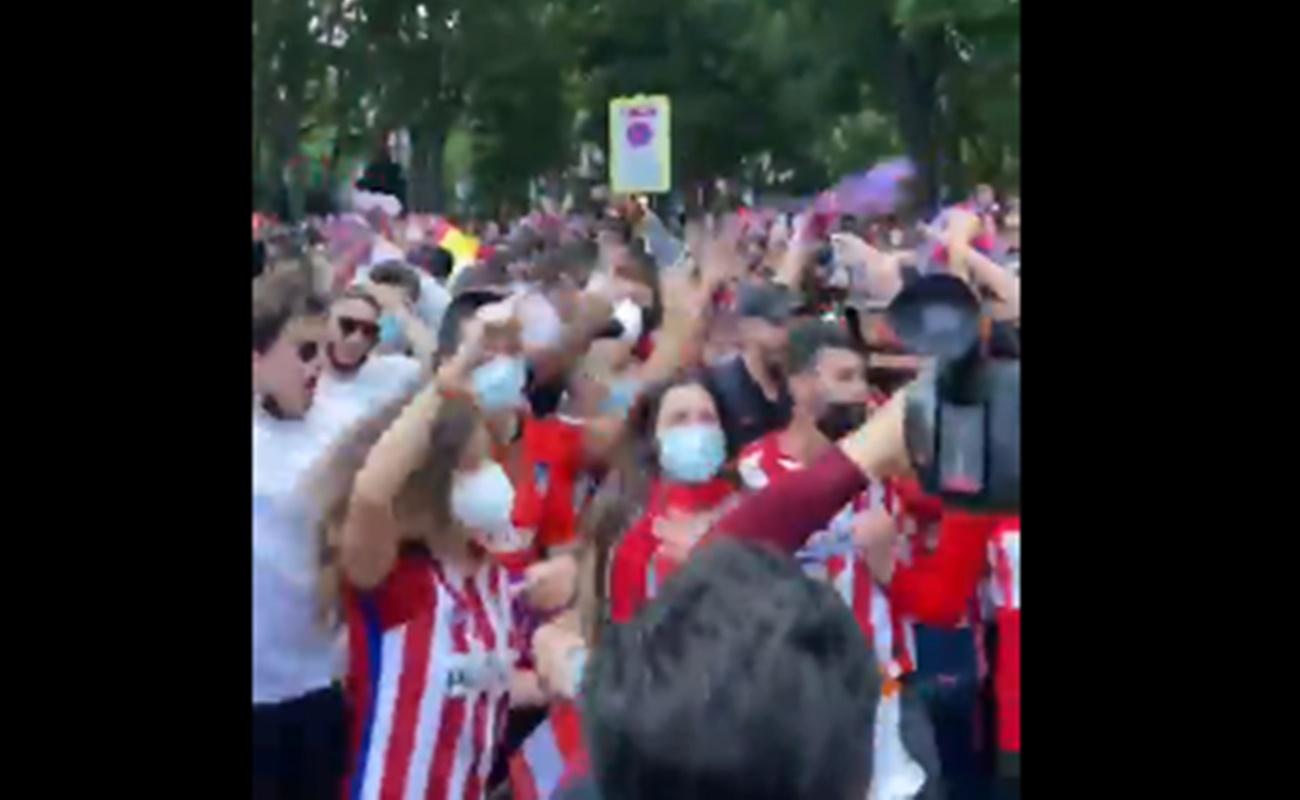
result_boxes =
[252,177,1021,800]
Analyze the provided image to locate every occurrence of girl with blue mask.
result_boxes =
[657,423,727,484]
[607,379,739,624]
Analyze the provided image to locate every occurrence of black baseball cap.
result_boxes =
[736,281,797,325]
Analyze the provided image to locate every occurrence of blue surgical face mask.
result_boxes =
[378,313,404,348]
[657,423,727,484]
[472,355,527,413]
[600,376,643,417]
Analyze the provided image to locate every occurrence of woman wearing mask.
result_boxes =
[333,354,537,800]
[436,246,712,569]
[607,375,739,623]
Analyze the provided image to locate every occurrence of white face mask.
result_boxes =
[612,299,644,343]
[450,462,518,551]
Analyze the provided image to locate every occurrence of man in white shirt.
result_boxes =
[252,272,347,800]
[316,282,426,434]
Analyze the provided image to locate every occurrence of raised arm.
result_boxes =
[340,381,443,589]
[368,283,440,371]
[933,211,1020,320]
[774,212,819,291]
[714,386,912,554]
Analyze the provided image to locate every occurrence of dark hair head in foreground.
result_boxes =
[583,537,879,800]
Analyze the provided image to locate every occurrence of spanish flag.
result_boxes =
[430,218,482,276]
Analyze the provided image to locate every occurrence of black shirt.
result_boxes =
[704,355,793,456]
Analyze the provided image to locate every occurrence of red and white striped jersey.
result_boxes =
[343,547,519,800]
[508,701,587,800]
[988,516,1021,753]
[737,432,912,675]
[988,518,1020,613]
[823,552,916,677]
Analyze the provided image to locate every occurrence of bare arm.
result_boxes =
[367,283,440,371]
[933,212,1020,320]
[638,218,742,385]
[552,291,615,378]
[340,382,443,589]
[774,214,818,290]
[715,388,912,554]
[389,304,440,370]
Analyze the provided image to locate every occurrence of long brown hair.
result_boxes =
[573,371,732,645]
[310,392,486,627]
[309,391,413,628]
[610,371,730,515]
[396,395,483,533]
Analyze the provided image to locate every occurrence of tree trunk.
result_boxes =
[894,43,941,216]
[408,126,449,213]
[270,106,305,221]
[868,11,947,217]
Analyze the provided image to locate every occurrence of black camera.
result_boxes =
[887,275,1019,512]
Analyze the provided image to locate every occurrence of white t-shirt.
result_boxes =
[316,354,423,433]
[252,408,349,705]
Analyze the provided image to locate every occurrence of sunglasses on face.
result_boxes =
[339,317,380,341]
[296,341,322,363]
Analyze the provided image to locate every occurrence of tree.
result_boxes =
[252,0,1020,218]
[560,0,836,209]
[255,0,344,218]
[462,0,571,216]
[808,0,1020,208]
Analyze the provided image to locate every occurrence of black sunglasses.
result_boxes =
[339,317,380,340]
[297,341,321,363]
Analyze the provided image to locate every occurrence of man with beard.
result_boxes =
[703,280,796,454]
[737,319,871,495]
[316,281,430,431]
[736,318,945,800]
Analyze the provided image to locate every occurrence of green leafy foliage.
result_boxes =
[252,0,1020,217]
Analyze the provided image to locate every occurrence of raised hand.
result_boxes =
[365,282,411,313]
[832,232,903,301]
[532,612,587,700]
[515,553,579,613]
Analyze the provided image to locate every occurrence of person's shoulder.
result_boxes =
[345,546,439,630]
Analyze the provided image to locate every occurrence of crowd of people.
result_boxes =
[252,180,1022,800]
